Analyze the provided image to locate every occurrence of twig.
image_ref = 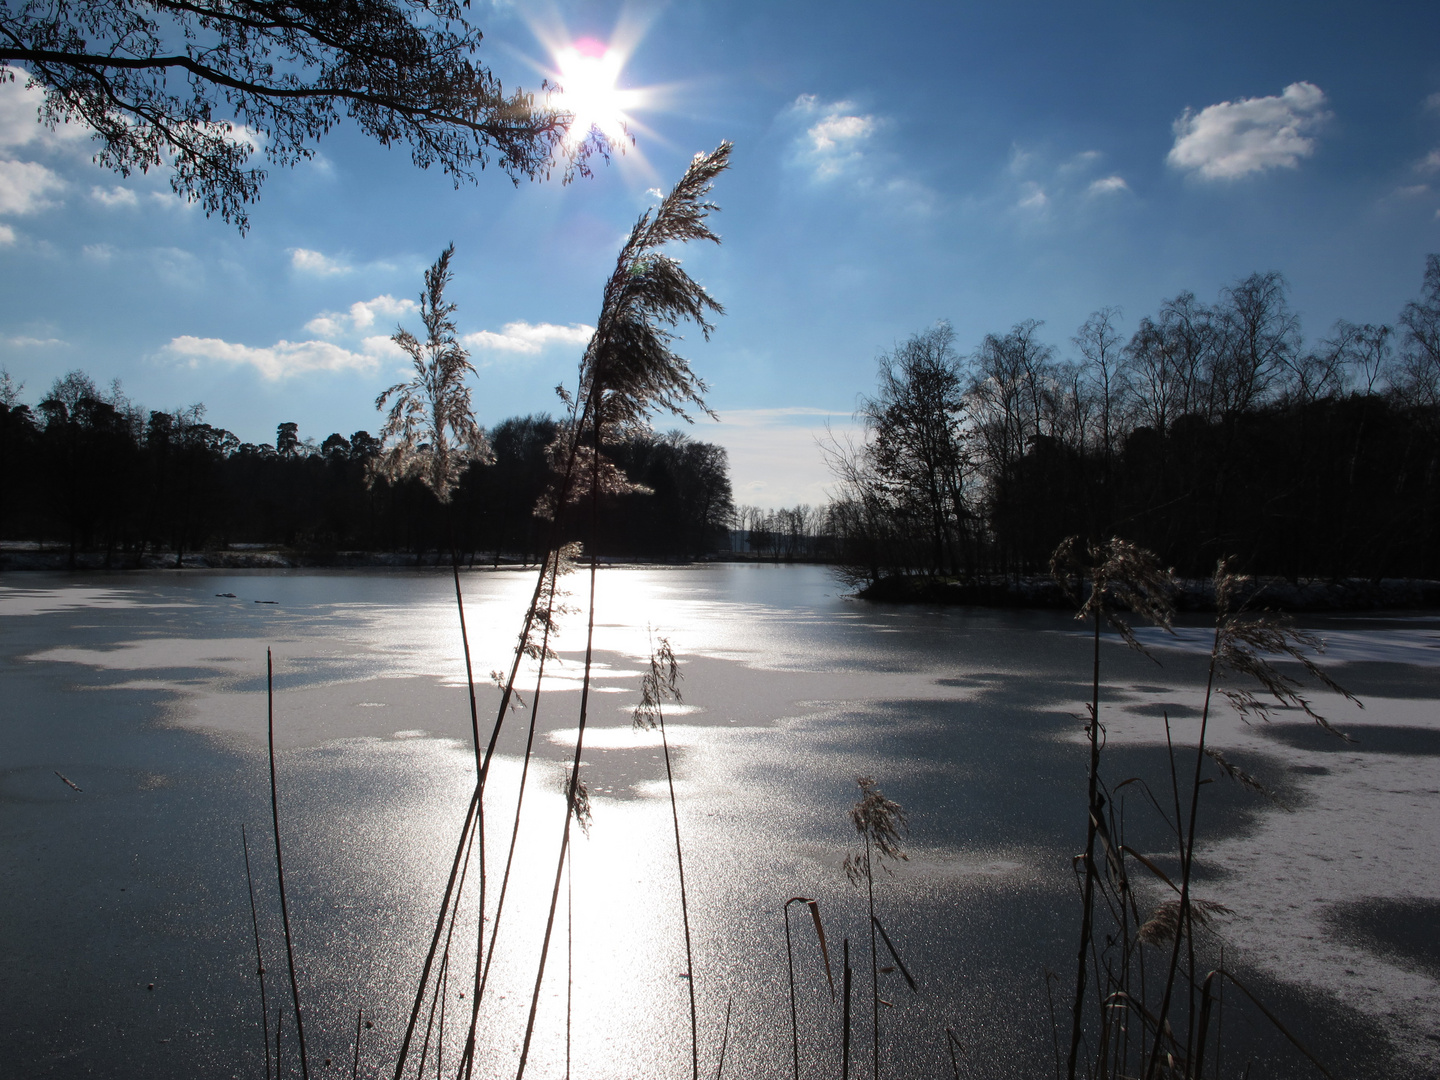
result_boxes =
[54,771,82,791]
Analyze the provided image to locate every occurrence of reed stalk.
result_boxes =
[267,648,309,1080]
[515,409,602,1080]
[841,938,852,1080]
[241,823,271,1080]
[636,635,699,1080]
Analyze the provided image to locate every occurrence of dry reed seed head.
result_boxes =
[1214,611,1358,739]
[1212,557,1246,618]
[1137,898,1233,948]
[849,776,908,868]
[1048,536,1176,643]
[563,773,593,837]
[631,635,684,730]
[490,669,528,711]
[1204,748,1285,806]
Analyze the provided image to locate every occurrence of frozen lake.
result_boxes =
[2,564,1437,1078]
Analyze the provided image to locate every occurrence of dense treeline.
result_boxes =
[0,373,735,564]
[829,257,1440,584]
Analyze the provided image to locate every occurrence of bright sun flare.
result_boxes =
[554,38,639,146]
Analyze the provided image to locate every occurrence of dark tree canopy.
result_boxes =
[0,0,608,229]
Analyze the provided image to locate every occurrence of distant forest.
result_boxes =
[0,380,734,564]
[828,257,1440,584]
[6,256,1440,580]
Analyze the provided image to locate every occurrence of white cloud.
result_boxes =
[0,158,64,214]
[1088,175,1130,195]
[361,335,408,361]
[1426,92,1440,114]
[82,243,115,261]
[91,184,138,208]
[166,335,387,381]
[349,294,416,329]
[463,321,593,355]
[0,78,89,152]
[1167,81,1329,180]
[0,224,14,246]
[290,248,351,276]
[1416,149,1440,176]
[303,314,345,337]
[789,94,878,180]
[305,294,418,337]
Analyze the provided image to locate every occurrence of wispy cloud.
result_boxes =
[1167,81,1329,180]
[0,158,64,214]
[788,95,878,181]
[1003,146,1126,215]
[5,334,66,347]
[1415,149,1440,176]
[1088,175,1130,196]
[166,335,394,380]
[0,224,14,246]
[463,321,593,356]
[289,247,351,276]
[783,94,933,213]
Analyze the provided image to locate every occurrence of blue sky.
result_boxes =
[2,0,1439,507]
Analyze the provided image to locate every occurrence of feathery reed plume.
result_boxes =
[267,649,309,1080]
[1049,536,1174,1080]
[372,244,491,504]
[515,141,731,1080]
[843,776,907,1080]
[241,824,272,1080]
[635,633,700,1080]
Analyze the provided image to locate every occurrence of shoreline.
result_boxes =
[855,571,1440,612]
[5,548,1439,613]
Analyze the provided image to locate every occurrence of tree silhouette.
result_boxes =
[0,0,612,229]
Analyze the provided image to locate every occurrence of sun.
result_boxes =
[553,37,641,147]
